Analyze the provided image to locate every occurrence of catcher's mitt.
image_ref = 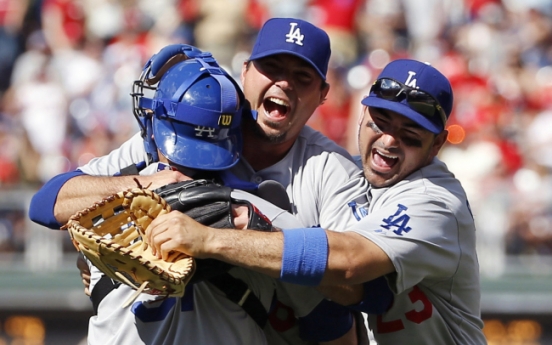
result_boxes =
[65,185,195,307]
[65,179,275,306]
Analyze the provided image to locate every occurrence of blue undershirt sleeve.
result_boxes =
[347,276,394,314]
[29,170,86,229]
[297,299,354,342]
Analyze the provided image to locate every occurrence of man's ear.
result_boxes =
[157,149,169,163]
[432,130,449,156]
[320,83,330,105]
[241,61,248,85]
[358,106,368,125]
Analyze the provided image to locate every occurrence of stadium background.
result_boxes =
[1,0,552,344]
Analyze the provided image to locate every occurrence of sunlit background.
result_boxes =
[1,0,552,344]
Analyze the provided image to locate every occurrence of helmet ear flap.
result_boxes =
[142,116,158,164]
[132,74,161,163]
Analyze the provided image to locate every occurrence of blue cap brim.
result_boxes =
[361,96,442,134]
[153,117,242,170]
[249,50,326,81]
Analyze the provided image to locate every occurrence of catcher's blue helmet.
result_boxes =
[132,45,244,170]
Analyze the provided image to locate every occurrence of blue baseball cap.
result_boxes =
[361,59,453,133]
[249,18,331,80]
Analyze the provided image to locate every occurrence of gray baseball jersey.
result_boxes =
[80,129,365,232]
[346,158,486,345]
[79,126,366,345]
[228,126,367,230]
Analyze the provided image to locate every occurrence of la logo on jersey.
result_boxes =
[285,23,304,46]
[404,71,419,89]
[380,204,412,236]
[348,201,369,221]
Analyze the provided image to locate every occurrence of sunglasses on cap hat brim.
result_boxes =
[368,78,448,130]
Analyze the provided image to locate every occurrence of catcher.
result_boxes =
[31,45,359,345]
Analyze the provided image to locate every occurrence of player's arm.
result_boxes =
[146,201,395,316]
[146,214,394,285]
[148,221,394,317]
[29,169,191,228]
[29,131,195,228]
[59,171,191,223]
[54,174,147,224]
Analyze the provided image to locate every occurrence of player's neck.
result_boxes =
[243,134,293,171]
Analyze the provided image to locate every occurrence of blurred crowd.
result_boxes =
[0,0,551,275]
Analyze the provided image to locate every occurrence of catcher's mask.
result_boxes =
[132,45,244,170]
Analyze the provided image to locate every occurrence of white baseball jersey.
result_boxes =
[79,126,366,345]
[346,158,486,345]
[86,193,316,345]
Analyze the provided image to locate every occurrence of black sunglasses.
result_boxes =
[370,78,447,128]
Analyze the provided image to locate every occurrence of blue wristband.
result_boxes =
[280,228,328,286]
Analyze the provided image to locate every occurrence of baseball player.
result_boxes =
[30,18,396,343]
[30,40,362,345]
[145,59,488,344]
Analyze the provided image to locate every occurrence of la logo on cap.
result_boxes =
[405,71,418,88]
[285,23,304,46]
[403,61,433,89]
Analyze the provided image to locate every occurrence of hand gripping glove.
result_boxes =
[65,179,275,305]
[153,179,275,283]
[65,186,196,307]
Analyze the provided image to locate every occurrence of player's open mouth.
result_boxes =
[263,97,290,121]
[372,149,398,171]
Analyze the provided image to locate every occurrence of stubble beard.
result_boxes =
[244,115,287,144]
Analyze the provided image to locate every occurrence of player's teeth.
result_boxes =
[268,97,289,107]
[377,151,397,159]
